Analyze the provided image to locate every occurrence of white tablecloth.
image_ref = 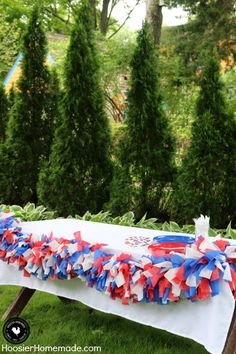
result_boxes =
[0,219,234,354]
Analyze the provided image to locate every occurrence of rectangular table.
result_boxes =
[0,219,235,354]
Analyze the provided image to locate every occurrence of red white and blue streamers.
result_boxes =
[1,210,236,305]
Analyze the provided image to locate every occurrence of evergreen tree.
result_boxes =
[167,0,235,79]
[107,128,134,215]
[0,84,8,141]
[7,85,16,112]
[171,53,236,227]
[47,68,61,128]
[0,7,53,205]
[109,22,175,219]
[37,0,112,216]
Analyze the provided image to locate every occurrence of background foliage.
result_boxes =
[0,0,235,228]
[1,202,236,238]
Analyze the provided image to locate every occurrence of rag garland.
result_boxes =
[1,210,236,305]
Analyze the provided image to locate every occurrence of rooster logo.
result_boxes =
[11,326,21,336]
[3,317,30,344]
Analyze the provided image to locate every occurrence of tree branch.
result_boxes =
[108,0,141,40]
[105,92,123,122]
[44,7,70,25]
[107,0,120,24]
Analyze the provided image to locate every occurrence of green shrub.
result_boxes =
[0,7,55,205]
[170,53,236,228]
[0,84,8,141]
[109,22,176,220]
[37,1,112,217]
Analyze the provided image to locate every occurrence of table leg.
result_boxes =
[223,305,236,354]
[1,287,36,321]
[2,288,94,322]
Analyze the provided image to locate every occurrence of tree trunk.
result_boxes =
[146,0,164,45]
[89,0,97,29]
[100,0,110,35]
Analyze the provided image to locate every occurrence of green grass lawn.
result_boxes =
[0,286,208,354]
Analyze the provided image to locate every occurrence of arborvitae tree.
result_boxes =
[109,22,175,219]
[107,128,134,215]
[171,54,236,228]
[7,85,16,112]
[37,1,112,216]
[0,84,8,141]
[0,7,53,205]
[47,68,61,128]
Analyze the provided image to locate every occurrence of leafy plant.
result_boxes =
[0,203,56,221]
[74,209,236,239]
[1,203,236,238]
